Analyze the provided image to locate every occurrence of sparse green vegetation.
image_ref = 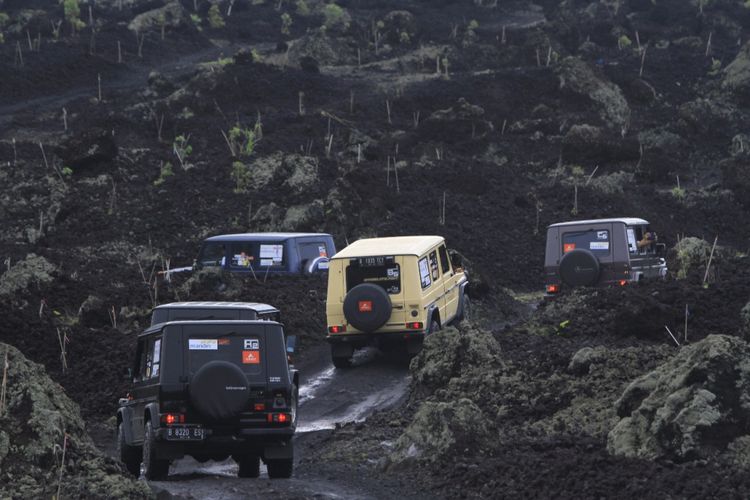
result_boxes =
[671,186,686,200]
[190,13,202,30]
[208,5,225,29]
[296,0,310,16]
[709,57,722,75]
[322,3,348,30]
[153,162,174,186]
[173,135,193,170]
[0,12,10,27]
[229,126,256,157]
[281,13,293,35]
[618,35,632,49]
[231,161,253,193]
[63,0,86,35]
[61,166,73,177]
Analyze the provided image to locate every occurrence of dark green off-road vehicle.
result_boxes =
[116,313,298,480]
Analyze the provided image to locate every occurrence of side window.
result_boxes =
[142,336,162,380]
[229,242,286,268]
[299,242,329,262]
[627,228,638,254]
[151,338,162,378]
[429,250,440,281]
[419,257,432,289]
[438,245,451,274]
[562,229,610,256]
[197,243,226,267]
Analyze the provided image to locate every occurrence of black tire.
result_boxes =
[237,456,260,478]
[332,355,352,369]
[266,458,294,479]
[455,295,471,324]
[558,249,601,287]
[343,284,392,333]
[142,421,169,480]
[189,360,251,422]
[116,422,141,477]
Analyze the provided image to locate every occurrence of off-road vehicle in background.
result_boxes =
[193,232,335,275]
[151,301,281,326]
[544,218,667,294]
[116,318,298,480]
[326,236,469,368]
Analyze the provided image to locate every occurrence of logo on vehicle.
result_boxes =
[358,300,373,313]
[242,350,260,364]
[244,339,260,350]
[225,386,247,391]
[575,266,594,272]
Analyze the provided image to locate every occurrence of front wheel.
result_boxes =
[266,458,294,478]
[142,421,170,480]
[116,422,141,477]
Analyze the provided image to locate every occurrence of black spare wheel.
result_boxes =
[343,284,392,332]
[189,360,250,421]
[559,249,601,287]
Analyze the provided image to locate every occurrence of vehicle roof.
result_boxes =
[548,218,649,228]
[153,301,280,314]
[204,232,331,242]
[332,236,445,259]
[140,319,282,337]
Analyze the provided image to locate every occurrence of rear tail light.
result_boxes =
[546,284,560,293]
[267,413,292,424]
[328,325,346,334]
[161,413,185,425]
[254,403,266,411]
[406,322,424,330]
[619,280,628,286]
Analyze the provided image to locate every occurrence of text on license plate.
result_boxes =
[166,426,204,441]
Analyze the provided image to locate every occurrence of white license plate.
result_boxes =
[166,426,204,441]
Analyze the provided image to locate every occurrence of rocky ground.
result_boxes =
[2,0,750,497]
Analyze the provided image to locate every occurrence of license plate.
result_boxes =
[166,426,204,441]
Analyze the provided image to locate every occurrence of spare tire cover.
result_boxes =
[559,249,601,287]
[343,284,392,333]
[189,361,250,421]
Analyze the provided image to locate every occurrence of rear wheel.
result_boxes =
[142,421,170,480]
[237,456,260,478]
[330,344,352,369]
[332,355,352,369]
[266,458,294,478]
[116,422,141,477]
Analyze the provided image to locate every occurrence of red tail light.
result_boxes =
[328,325,346,334]
[266,412,291,424]
[619,280,627,286]
[254,403,266,411]
[546,284,560,293]
[161,413,185,425]
[406,322,424,330]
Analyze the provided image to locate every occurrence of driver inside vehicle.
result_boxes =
[637,230,657,250]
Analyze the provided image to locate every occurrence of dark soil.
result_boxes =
[2,0,750,497]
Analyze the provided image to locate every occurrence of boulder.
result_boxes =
[557,57,630,129]
[128,1,190,33]
[723,42,750,98]
[77,295,110,328]
[0,343,150,498]
[678,98,738,138]
[0,254,56,297]
[607,335,750,461]
[568,346,607,375]
[54,129,118,171]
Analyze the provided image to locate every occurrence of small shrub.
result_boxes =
[296,0,310,15]
[61,166,73,177]
[153,162,174,186]
[618,35,632,49]
[229,126,256,157]
[63,0,86,34]
[280,12,293,35]
[173,135,192,170]
[709,58,722,76]
[190,13,202,30]
[671,186,686,200]
[208,5,225,29]
[231,161,252,193]
[0,12,10,28]
[322,3,348,30]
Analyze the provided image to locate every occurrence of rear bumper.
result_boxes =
[154,426,294,460]
[327,330,425,346]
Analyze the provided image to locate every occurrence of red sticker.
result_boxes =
[564,243,576,253]
[242,350,260,364]
[218,338,231,346]
[358,300,373,313]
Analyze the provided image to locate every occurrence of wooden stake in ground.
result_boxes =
[684,304,689,343]
[664,326,681,347]
[55,433,68,500]
[298,91,305,116]
[0,349,8,418]
[639,46,647,77]
[703,235,719,285]
[56,328,68,373]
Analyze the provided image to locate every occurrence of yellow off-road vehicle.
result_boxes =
[325,236,470,367]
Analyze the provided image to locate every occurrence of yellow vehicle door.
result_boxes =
[418,249,447,324]
[438,244,460,322]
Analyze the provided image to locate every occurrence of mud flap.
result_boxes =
[331,342,354,358]
[406,336,423,355]
[264,440,294,460]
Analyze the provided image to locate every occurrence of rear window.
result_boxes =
[228,241,286,269]
[562,229,610,255]
[186,335,264,376]
[346,256,401,294]
[299,242,330,261]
